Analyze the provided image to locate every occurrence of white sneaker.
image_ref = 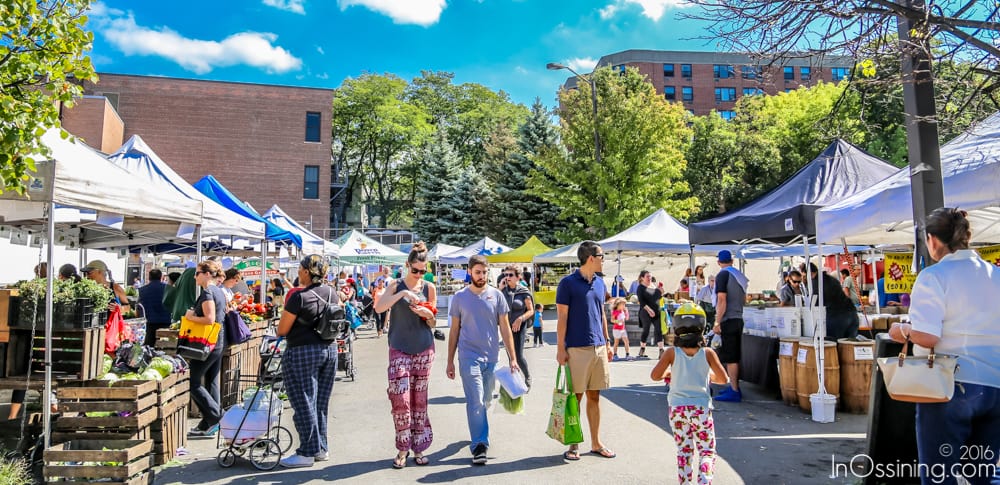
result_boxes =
[280,454,315,468]
[315,451,329,462]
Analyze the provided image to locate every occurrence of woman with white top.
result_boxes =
[889,208,1000,485]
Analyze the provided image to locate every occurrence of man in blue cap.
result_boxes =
[712,250,748,402]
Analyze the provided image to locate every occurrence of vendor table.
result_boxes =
[533,290,556,306]
[739,334,781,398]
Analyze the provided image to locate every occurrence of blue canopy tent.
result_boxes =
[194,175,302,302]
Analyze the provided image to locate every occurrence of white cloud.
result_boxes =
[337,0,447,26]
[316,46,325,55]
[567,57,598,73]
[262,0,306,14]
[602,0,691,22]
[317,72,330,79]
[90,9,301,74]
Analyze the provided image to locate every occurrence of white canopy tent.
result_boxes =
[438,237,513,265]
[333,230,407,265]
[428,243,462,262]
[262,205,339,257]
[817,111,1000,245]
[599,209,692,254]
[0,128,203,448]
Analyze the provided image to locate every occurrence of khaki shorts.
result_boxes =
[567,346,610,394]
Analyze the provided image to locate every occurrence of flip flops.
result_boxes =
[392,451,410,469]
[413,454,429,466]
[590,447,617,459]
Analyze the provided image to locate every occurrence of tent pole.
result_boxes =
[817,241,827,397]
[688,248,696,297]
[195,225,203,263]
[260,242,268,304]
[43,202,55,449]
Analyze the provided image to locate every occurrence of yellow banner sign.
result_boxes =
[883,253,915,294]
[977,245,1000,267]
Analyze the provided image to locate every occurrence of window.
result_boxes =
[800,67,811,81]
[303,165,319,199]
[713,64,734,79]
[742,87,763,96]
[719,110,737,121]
[663,63,675,77]
[664,86,676,101]
[305,112,322,142]
[783,66,795,80]
[681,64,692,78]
[714,87,737,102]
[741,65,760,80]
[832,67,850,82]
[682,86,693,102]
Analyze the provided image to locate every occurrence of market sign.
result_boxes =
[235,259,280,277]
[976,245,1000,267]
[883,253,915,294]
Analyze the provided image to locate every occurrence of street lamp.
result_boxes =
[547,62,605,228]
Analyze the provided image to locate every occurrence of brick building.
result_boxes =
[61,73,335,236]
[565,50,854,118]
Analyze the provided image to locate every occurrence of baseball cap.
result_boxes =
[82,260,109,274]
[717,250,733,263]
[346,278,355,285]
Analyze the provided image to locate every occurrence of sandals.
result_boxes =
[392,451,410,469]
[590,447,617,459]
[413,454,429,466]
[562,448,581,461]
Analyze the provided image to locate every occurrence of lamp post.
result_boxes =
[547,62,605,230]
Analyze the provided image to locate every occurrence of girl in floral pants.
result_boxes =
[651,303,730,484]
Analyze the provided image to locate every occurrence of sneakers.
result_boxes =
[471,443,488,465]
[612,355,621,362]
[280,453,316,468]
[314,450,329,462]
[714,388,742,402]
[625,354,634,361]
[187,424,219,437]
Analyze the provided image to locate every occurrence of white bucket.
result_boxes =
[495,366,528,398]
[810,393,837,423]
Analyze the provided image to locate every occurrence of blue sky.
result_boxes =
[86,0,718,108]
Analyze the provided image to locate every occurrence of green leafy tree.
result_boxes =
[0,0,97,193]
[331,73,432,226]
[531,66,697,241]
[413,131,462,244]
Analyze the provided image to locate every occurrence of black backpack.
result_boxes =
[308,288,345,341]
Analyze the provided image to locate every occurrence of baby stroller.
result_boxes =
[357,293,375,330]
[335,314,358,381]
[216,338,292,470]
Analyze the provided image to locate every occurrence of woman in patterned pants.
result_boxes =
[374,242,438,469]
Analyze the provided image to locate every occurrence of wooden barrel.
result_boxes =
[778,337,799,406]
[837,339,874,414]
[795,338,839,411]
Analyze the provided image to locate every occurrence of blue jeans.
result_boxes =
[916,382,1000,485]
[459,358,496,452]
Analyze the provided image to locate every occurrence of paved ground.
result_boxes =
[154,311,869,485]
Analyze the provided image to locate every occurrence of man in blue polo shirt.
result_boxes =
[556,240,615,461]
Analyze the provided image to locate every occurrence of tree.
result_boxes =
[442,165,492,245]
[531,66,698,242]
[1,0,97,193]
[331,73,432,227]
[491,98,565,246]
[412,131,462,244]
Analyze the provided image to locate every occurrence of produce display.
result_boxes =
[234,293,271,323]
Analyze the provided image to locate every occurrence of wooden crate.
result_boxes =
[150,402,188,466]
[5,327,105,381]
[54,380,158,439]
[154,328,178,355]
[157,373,190,418]
[0,288,18,343]
[44,439,153,484]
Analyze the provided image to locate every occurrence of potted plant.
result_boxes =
[14,278,112,329]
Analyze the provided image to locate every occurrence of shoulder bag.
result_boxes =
[876,338,959,403]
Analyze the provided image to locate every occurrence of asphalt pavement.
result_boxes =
[154,311,869,485]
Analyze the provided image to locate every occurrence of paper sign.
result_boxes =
[797,348,809,364]
[883,253,916,294]
[853,347,874,361]
[28,234,43,248]
[779,342,794,356]
[784,218,794,231]
[0,226,9,238]
[977,245,1000,267]
[10,229,28,245]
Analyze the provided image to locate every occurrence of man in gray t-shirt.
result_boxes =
[712,250,747,403]
[446,255,520,465]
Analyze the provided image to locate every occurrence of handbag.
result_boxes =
[104,306,132,354]
[545,364,584,445]
[876,338,959,403]
[224,310,252,345]
[176,315,222,361]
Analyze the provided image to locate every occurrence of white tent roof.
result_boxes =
[439,237,513,265]
[533,242,582,264]
[107,135,265,240]
[816,112,1000,245]
[262,205,339,257]
[428,243,462,262]
[599,209,691,254]
[333,230,407,264]
[0,129,203,248]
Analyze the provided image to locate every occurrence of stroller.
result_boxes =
[216,337,291,470]
[335,310,358,381]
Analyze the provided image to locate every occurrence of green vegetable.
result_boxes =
[498,387,524,415]
[120,373,142,381]
[103,372,119,385]
[101,354,113,376]
[147,357,173,378]
[141,369,162,381]
[85,411,113,417]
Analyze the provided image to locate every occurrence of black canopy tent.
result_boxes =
[689,139,899,246]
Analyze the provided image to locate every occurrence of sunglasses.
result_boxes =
[790,279,801,284]
[593,253,605,259]
[410,267,427,275]
[503,273,517,277]
[195,270,208,276]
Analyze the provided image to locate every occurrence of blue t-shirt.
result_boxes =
[556,270,607,348]
[449,286,510,362]
[877,277,901,307]
[533,311,542,328]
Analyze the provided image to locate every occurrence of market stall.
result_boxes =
[486,235,552,290]
[262,205,339,258]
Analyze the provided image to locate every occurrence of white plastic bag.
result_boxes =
[220,403,280,442]
[494,366,528,398]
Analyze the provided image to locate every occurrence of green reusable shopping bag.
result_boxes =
[545,364,584,445]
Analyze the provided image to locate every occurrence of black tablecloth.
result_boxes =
[739,334,781,397]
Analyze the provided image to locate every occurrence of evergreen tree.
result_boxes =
[442,166,492,245]
[413,131,462,244]
[505,98,565,246]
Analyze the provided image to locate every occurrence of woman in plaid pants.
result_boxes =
[374,242,438,469]
[276,255,340,468]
